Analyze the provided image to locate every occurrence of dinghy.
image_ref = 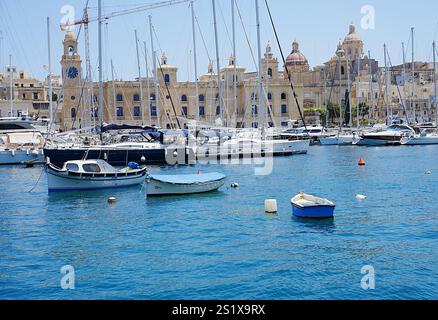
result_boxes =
[291,193,335,219]
[146,172,226,196]
[46,159,147,192]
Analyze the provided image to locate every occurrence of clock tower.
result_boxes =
[60,31,82,130]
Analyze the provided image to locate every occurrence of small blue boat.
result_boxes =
[291,193,335,219]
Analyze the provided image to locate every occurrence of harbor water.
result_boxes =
[1,145,438,299]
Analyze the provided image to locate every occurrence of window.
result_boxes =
[71,108,77,118]
[199,95,205,102]
[251,93,257,100]
[281,104,288,114]
[30,84,34,88]
[216,94,220,101]
[66,163,79,172]
[182,106,188,116]
[252,122,258,128]
[92,108,98,118]
[267,92,272,100]
[133,94,140,102]
[216,106,220,115]
[116,94,123,102]
[116,107,124,117]
[150,105,157,117]
[252,105,258,115]
[199,106,205,116]
[70,95,75,101]
[267,68,273,78]
[267,105,272,115]
[150,94,156,101]
[268,122,274,128]
[33,93,39,100]
[93,95,98,103]
[281,93,287,100]
[164,74,170,83]
[341,66,345,75]
[83,163,101,173]
[181,95,188,102]
[133,106,141,117]
[281,121,289,127]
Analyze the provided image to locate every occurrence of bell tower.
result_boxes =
[60,31,83,130]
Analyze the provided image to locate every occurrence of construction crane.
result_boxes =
[60,0,192,30]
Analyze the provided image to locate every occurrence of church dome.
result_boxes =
[285,40,308,66]
[343,23,362,43]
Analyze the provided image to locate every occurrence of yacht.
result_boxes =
[354,124,416,146]
[401,127,438,145]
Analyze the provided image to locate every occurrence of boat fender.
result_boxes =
[26,149,30,155]
[231,182,239,188]
[104,153,108,160]
[31,149,39,157]
[140,156,146,163]
[11,150,15,157]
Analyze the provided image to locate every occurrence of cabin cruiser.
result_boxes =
[46,159,147,192]
[280,126,334,144]
[354,124,416,146]
[0,131,45,165]
[319,129,361,146]
[401,127,438,145]
[0,117,50,135]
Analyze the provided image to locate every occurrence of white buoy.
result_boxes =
[140,156,146,163]
[425,171,432,175]
[108,197,117,204]
[231,182,239,188]
[264,199,278,214]
[356,194,367,200]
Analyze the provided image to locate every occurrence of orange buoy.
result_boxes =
[358,157,366,166]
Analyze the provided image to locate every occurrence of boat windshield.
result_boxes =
[65,163,80,172]
[82,163,101,173]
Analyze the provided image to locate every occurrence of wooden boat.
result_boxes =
[46,159,147,192]
[291,193,335,219]
[146,172,226,196]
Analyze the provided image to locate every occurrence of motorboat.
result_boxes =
[46,159,147,192]
[146,172,226,196]
[280,126,333,144]
[400,128,438,145]
[354,124,416,146]
[0,131,45,165]
[319,131,360,146]
[291,193,336,219]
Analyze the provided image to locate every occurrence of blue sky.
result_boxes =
[0,0,437,82]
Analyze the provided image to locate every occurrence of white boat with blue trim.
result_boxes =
[146,172,226,196]
[291,193,336,219]
[46,159,147,192]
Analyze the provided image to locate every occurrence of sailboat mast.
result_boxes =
[98,0,104,136]
[433,41,437,127]
[149,15,160,127]
[255,0,265,130]
[338,50,343,130]
[47,17,53,131]
[384,44,390,124]
[368,50,373,126]
[402,42,408,123]
[212,0,222,124]
[411,27,415,123]
[231,0,238,126]
[346,53,352,127]
[143,41,151,125]
[110,60,117,123]
[134,30,145,126]
[191,0,199,122]
[356,54,360,129]
[9,54,13,117]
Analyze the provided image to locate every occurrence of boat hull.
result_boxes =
[354,137,402,146]
[401,136,438,145]
[43,147,192,167]
[146,177,225,196]
[47,167,147,192]
[291,204,335,219]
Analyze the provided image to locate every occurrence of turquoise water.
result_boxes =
[1,146,438,300]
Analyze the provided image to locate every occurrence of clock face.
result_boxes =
[67,67,78,79]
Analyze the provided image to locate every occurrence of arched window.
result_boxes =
[71,108,76,118]
[216,106,221,115]
[199,94,205,102]
[181,95,188,102]
[133,94,140,102]
[164,74,170,84]
[267,68,273,78]
[281,93,287,100]
[116,94,123,102]
[267,92,272,100]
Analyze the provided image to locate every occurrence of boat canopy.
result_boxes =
[101,124,158,133]
[149,172,225,185]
